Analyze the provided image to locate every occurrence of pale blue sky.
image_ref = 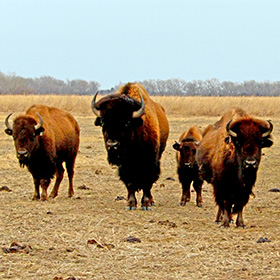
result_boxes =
[0,0,279,89]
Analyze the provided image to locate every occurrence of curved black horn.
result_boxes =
[34,113,43,130]
[5,113,13,131]
[262,120,273,138]
[226,120,237,137]
[132,92,145,118]
[91,91,101,117]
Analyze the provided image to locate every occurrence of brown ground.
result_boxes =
[0,113,280,280]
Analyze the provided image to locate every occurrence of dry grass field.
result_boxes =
[0,95,280,280]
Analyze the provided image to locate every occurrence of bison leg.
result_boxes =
[193,179,203,207]
[66,159,75,198]
[49,163,64,199]
[126,186,137,210]
[40,179,51,201]
[141,187,153,210]
[215,206,223,224]
[221,204,232,228]
[236,209,246,228]
[180,181,191,206]
[32,178,40,201]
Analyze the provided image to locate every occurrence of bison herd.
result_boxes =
[4,83,274,228]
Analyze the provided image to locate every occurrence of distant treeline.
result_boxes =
[1,72,280,96]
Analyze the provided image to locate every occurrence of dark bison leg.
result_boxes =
[49,162,64,199]
[32,178,40,200]
[141,186,154,210]
[126,184,137,210]
[40,178,51,201]
[65,159,75,197]
[178,169,191,206]
[215,206,222,224]
[221,203,232,228]
[180,180,191,206]
[236,208,246,228]
[193,178,203,207]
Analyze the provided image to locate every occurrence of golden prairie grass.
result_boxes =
[0,95,279,117]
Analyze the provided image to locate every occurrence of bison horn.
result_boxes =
[262,120,273,138]
[34,113,43,130]
[226,120,237,138]
[91,91,101,117]
[132,92,145,119]
[5,113,13,131]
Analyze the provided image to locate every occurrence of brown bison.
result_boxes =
[173,125,203,207]
[196,108,273,228]
[91,83,169,210]
[5,104,80,201]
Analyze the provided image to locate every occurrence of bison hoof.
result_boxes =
[236,224,247,229]
[197,203,203,208]
[126,206,136,210]
[180,202,186,206]
[220,224,230,229]
[141,206,152,211]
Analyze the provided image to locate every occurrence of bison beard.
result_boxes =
[92,83,169,210]
[196,108,273,228]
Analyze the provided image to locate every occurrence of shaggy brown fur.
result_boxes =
[173,126,203,207]
[5,104,80,200]
[196,108,273,227]
[93,83,169,210]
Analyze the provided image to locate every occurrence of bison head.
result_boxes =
[173,140,199,168]
[5,113,45,166]
[226,118,273,186]
[92,92,145,165]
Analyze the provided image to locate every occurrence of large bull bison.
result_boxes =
[173,125,203,207]
[196,108,273,228]
[91,82,169,210]
[5,104,80,201]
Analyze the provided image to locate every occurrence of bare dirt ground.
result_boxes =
[0,112,280,280]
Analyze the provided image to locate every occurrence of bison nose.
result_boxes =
[17,149,28,158]
[184,163,192,168]
[244,158,258,168]
[106,140,120,150]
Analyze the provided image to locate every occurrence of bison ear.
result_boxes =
[35,127,45,136]
[94,117,102,127]
[5,128,13,136]
[262,137,273,148]
[172,141,180,151]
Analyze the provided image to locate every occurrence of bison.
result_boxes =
[196,108,273,228]
[91,83,169,210]
[173,125,203,207]
[5,104,80,201]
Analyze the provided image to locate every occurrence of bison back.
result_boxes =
[26,105,80,157]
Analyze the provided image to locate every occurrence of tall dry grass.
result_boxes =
[0,95,279,117]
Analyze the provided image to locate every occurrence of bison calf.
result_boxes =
[5,105,80,201]
[196,108,273,228]
[173,125,203,207]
